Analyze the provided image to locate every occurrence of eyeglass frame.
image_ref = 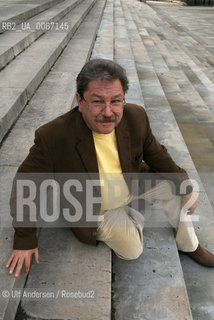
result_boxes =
[81,96,126,111]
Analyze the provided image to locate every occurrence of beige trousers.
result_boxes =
[97,181,199,260]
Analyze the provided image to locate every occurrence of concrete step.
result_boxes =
[90,0,113,60]
[134,2,214,209]
[0,0,84,70]
[114,0,144,106]
[112,0,193,319]
[128,1,214,318]
[134,4,214,191]
[0,0,112,319]
[154,23,214,150]
[0,0,97,144]
[19,229,111,320]
[112,227,193,320]
[147,1,214,116]
[0,0,65,34]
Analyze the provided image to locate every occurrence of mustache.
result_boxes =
[95,115,119,123]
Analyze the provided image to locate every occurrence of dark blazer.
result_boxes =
[11,104,189,250]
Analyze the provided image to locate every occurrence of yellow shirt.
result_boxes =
[92,130,130,211]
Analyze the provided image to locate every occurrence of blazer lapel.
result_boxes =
[76,136,99,174]
[75,114,99,174]
[115,116,132,173]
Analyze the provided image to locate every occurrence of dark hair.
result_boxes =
[76,59,129,98]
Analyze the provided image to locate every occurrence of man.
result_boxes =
[6,58,214,278]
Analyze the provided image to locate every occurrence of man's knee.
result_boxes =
[116,240,143,260]
[128,243,143,260]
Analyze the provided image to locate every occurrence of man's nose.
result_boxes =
[102,104,113,117]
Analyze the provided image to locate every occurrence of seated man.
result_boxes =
[6,58,214,278]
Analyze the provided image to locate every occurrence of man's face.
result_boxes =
[76,79,125,134]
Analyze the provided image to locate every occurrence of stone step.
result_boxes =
[19,229,111,320]
[132,3,214,170]
[122,0,196,187]
[0,0,112,319]
[0,0,97,144]
[128,1,214,319]
[0,0,65,34]
[148,2,214,65]
[114,0,144,106]
[112,227,193,320]
[140,6,214,165]
[112,0,193,319]
[134,1,214,209]
[147,1,214,116]
[90,0,113,60]
[0,0,84,70]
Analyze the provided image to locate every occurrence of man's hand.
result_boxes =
[6,248,39,278]
[182,192,198,215]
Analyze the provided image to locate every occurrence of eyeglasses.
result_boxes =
[82,97,126,111]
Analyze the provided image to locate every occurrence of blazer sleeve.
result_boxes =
[10,129,53,250]
[142,111,193,195]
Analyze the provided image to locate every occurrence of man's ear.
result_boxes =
[76,92,82,112]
